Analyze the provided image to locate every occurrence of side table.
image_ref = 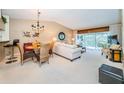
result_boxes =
[82,47,86,53]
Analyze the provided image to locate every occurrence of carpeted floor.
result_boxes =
[0,49,123,84]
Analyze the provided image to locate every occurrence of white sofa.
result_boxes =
[53,42,82,61]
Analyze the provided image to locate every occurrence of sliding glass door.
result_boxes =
[76,32,109,49]
[83,33,96,49]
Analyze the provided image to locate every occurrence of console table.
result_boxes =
[0,41,9,62]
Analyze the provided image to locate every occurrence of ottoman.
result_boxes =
[99,64,124,84]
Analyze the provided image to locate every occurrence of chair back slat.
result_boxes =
[40,43,50,57]
[40,43,50,63]
[23,43,33,52]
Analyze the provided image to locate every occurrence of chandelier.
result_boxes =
[31,9,44,37]
[23,9,44,37]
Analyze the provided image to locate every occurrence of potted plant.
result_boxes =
[1,16,7,24]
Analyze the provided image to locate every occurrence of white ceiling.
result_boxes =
[2,9,121,30]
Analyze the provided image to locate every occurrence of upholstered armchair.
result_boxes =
[49,41,55,57]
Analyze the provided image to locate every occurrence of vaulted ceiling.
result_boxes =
[2,9,121,30]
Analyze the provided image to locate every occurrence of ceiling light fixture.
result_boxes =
[31,9,44,37]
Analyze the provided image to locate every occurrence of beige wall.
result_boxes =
[122,10,124,52]
[72,30,77,44]
[10,19,73,45]
[109,24,122,45]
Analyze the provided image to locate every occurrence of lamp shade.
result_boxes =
[72,38,75,41]
[53,37,57,41]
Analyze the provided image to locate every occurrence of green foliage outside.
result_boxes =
[78,32,109,48]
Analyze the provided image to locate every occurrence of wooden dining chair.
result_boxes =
[23,43,33,53]
[39,43,51,66]
[17,43,35,65]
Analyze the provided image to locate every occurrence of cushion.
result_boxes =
[55,42,77,49]
[64,44,77,49]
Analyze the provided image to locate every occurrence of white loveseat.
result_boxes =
[53,42,82,61]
